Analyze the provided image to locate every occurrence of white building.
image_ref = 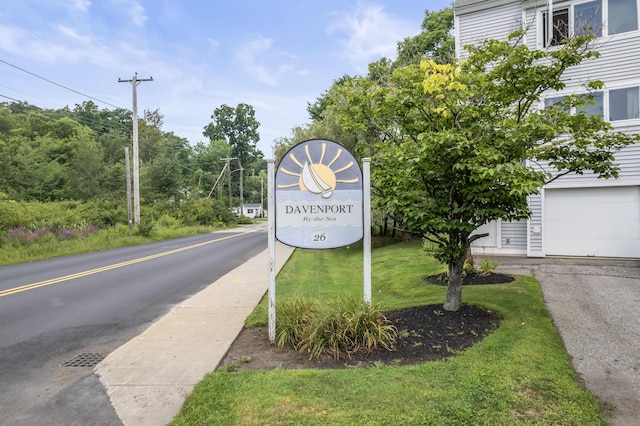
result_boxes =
[233,204,264,218]
[455,0,640,258]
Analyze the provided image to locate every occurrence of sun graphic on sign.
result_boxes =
[278,143,359,198]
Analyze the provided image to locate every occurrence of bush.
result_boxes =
[176,198,236,226]
[478,258,498,275]
[135,221,155,237]
[0,199,125,233]
[156,214,183,228]
[276,296,397,360]
[2,222,101,247]
[236,215,253,225]
[275,296,317,349]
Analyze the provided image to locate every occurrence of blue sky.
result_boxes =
[0,0,452,156]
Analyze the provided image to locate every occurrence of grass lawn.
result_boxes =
[171,240,606,425]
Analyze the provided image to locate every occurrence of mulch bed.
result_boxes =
[424,271,515,285]
[218,271,512,371]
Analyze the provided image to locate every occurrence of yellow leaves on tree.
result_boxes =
[420,60,467,117]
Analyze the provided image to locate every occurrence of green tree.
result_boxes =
[68,129,105,201]
[139,110,165,163]
[203,103,263,168]
[303,7,455,165]
[71,101,132,136]
[334,30,639,311]
[395,7,455,67]
[192,139,232,197]
[142,131,192,203]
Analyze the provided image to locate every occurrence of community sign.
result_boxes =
[275,139,363,249]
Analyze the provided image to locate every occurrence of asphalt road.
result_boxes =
[0,226,267,425]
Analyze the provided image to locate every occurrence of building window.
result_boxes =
[545,96,566,108]
[544,92,603,115]
[574,1,603,36]
[542,0,638,47]
[543,8,570,46]
[576,92,604,116]
[610,0,639,34]
[609,87,640,120]
[545,89,640,121]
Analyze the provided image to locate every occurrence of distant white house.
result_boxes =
[233,203,264,218]
[456,0,640,258]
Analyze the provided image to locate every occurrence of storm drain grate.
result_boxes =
[62,352,106,368]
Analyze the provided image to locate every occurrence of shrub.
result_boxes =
[275,296,318,349]
[5,227,30,246]
[136,221,155,237]
[236,216,253,225]
[276,297,397,360]
[478,258,498,275]
[176,198,236,226]
[156,214,183,228]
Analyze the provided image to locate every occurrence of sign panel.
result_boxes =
[275,139,363,249]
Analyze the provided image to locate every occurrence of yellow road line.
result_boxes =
[0,228,262,298]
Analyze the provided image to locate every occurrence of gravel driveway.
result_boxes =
[491,257,640,426]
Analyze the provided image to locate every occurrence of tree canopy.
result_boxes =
[0,100,266,208]
[332,30,639,311]
[203,103,263,168]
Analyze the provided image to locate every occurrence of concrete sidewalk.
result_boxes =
[96,242,295,426]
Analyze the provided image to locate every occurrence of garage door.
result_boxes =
[546,186,640,258]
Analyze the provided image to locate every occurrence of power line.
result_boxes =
[0,94,22,102]
[0,58,122,109]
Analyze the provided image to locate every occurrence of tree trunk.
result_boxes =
[465,244,474,267]
[443,255,466,311]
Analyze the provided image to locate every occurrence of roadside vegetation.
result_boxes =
[0,198,244,266]
[171,240,606,425]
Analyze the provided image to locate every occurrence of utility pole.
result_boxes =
[238,158,244,217]
[260,173,264,218]
[125,147,133,230]
[119,72,153,225]
[221,157,237,212]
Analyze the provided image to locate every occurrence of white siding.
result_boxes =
[527,193,544,256]
[471,221,497,248]
[616,139,640,182]
[538,140,640,188]
[501,220,527,249]
[562,33,640,89]
[523,7,535,50]
[458,0,640,258]
[457,2,523,57]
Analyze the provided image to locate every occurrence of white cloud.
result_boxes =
[207,37,220,53]
[0,25,24,54]
[327,2,417,73]
[130,1,147,26]
[235,35,293,87]
[72,0,91,12]
[54,24,91,44]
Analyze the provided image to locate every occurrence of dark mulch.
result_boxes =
[424,271,515,286]
[218,273,512,371]
[218,303,501,371]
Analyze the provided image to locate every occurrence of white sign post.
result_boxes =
[363,158,371,305]
[267,159,276,344]
[268,139,370,343]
